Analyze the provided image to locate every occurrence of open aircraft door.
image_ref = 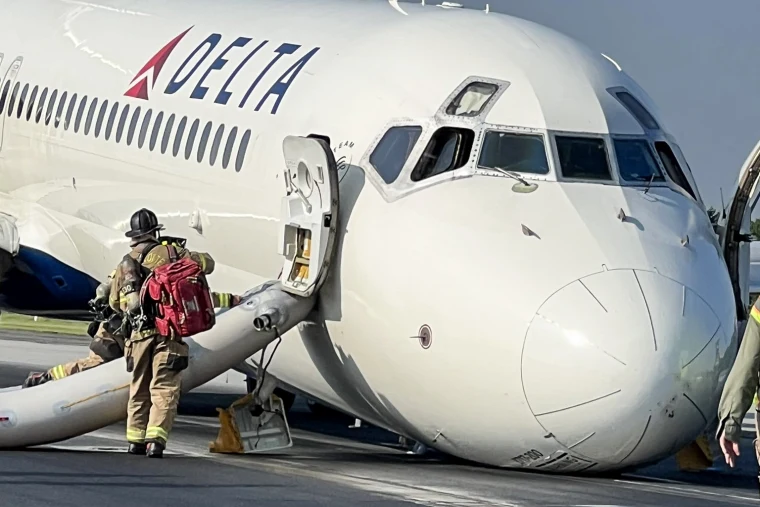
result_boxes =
[278,135,340,297]
[0,56,22,153]
[721,139,760,327]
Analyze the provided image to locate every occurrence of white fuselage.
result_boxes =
[0,0,739,472]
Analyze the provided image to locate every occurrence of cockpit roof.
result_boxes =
[330,2,668,137]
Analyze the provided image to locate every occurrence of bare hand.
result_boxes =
[719,433,740,467]
[231,295,242,307]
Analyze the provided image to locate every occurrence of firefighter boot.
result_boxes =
[128,443,147,455]
[146,442,164,458]
[22,371,51,388]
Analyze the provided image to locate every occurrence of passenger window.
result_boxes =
[138,109,152,148]
[16,83,28,119]
[210,124,225,166]
[149,111,164,151]
[369,126,422,184]
[223,127,238,169]
[161,114,175,155]
[556,136,612,181]
[613,139,664,183]
[54,91,67,128]
[94,99,108,138]
[173,117,188,157]
[85,98,98,136]
[185,119,200,160]
[411,127,474,182]
[74,95,88,133]
[127,106,141,145]
[197,121,213,163]
[478,131,549,175]
[26,85,38,122]
[446,82,499,117]
[45,89,57,126]
[614,91,659,130]
[0,81,10,115]
[114,104,128,142]
[236,129,251,172]
[36,88,48,124]
[64,93,78,130]
[7,82,19,117]
[655,141,697,200]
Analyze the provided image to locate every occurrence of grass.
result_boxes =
[0,312,88,336]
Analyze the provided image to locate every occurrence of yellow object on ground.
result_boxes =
[209,393,253,454]
[209,391,292,454]
[675,433,713,471]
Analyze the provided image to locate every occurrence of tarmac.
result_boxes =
[1,330,759,507]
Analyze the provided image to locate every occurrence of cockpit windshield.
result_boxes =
[477,131,550,175]
[613,139,665,183]
[555,136,612,181]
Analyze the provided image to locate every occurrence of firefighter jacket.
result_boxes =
[716,299,760,442]
[108,237,236,339]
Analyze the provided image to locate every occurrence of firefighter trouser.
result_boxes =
[48,351,105,380]
[125,334,189,446]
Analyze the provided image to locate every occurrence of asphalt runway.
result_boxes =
[1,331,760,506]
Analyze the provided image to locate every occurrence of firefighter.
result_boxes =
[22,273,125,388]
[110,208,240,458]
[716,298,760,481]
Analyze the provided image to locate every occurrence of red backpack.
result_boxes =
[137,244,216,338]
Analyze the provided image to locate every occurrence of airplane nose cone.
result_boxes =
[521,269,731,467]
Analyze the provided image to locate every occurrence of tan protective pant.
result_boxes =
[125,335,189,446]
[48,351,105,380]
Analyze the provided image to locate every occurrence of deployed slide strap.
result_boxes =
[209,392,292,454]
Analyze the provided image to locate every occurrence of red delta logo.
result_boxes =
[125,27,194,100]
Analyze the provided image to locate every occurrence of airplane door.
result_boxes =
[278,135,340,297]
[721,138,760,324]
[0,56,23,153]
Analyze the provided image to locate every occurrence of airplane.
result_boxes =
[0,0,758,474]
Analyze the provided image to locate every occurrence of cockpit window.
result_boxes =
[555,136,612,181]
[613,139,665,183]
[614,91,659,130]
[411,127,474,182]
[478,131,549,175]
[369,126,423,184]
[654,141,697,200]
[445,82,499,117]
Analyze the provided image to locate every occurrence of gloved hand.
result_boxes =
[231,295,242,307]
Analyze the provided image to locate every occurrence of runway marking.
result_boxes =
[625,474,691,485]
[86,429,210,458]
[36,423,758,506]
[614,478,760,503]
[41,443,184,456]
[82,426,522,506]
[268,460,524,507]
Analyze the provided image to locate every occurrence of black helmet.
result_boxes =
[125,208,163,238]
